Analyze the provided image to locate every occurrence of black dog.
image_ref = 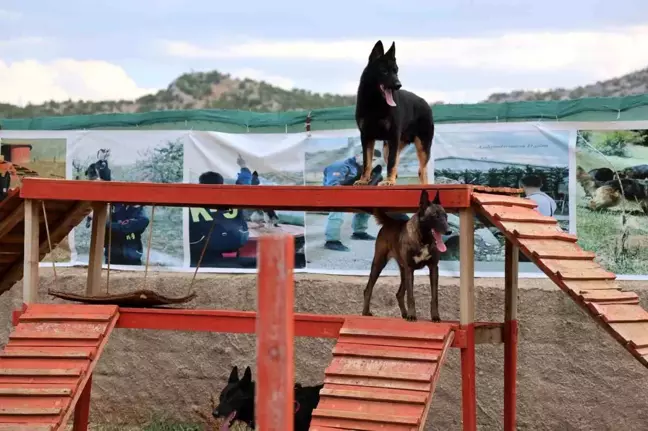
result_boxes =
[83,150,112,228]
[354,40,435,187]
[362,190,451,322]
[213,366,323,431]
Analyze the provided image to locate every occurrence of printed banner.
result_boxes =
[4,120,647,278]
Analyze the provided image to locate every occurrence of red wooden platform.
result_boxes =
[0,304,118,431]
[310,317,454,431]
[473,192,648,368]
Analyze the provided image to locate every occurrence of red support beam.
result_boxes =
[19,178,474,211]
[257,234,295,431]
[73,375,93,431]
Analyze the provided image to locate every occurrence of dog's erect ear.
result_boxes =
[369,40,384,63]
[252,171,258,176]
[432,192,441,205]
[385,42,396,59]
[241,366,252,387]
[228,366,240,383]
[419,190,430,209]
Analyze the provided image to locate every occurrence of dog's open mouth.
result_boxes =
[433,230,447,253]
[380,84,397,107]
[219,411,237,431]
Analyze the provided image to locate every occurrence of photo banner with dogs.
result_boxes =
[4,120,648,279]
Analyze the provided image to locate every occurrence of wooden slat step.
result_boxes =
[580,290,639,303]
[0,387,72,396]
[333,343,440,362]
[19,313,113,323]
[610,322,648,349]
[588,303,648,323]
[541,260,617,281]
[562,279,620,294]
[0,408,62,416]
[320,387,428,405]
[339,327,446,341]
[0,425,54,431]
[323,376,431,393]
[488,205,557,224]
[1,347,95,359]
[499,221,578,242]
[325,367,432,383]
[23,304,119,317]
[0,369,82,377]
[9,332,102,341]
[338,335,446,350]
[517,239,597,260]
[312,409,420,426]
[472,193,537,208]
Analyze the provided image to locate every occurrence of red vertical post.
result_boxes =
[257,234,295,431]
[503,240,519,431]
[73,375,92,431]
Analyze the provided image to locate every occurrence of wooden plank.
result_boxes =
[609,322,648,348]
[561,280,620,294]
[488,205,557,224]
[588,303,648,323]
[0,369,82,377]
[24,304,118,316]
[19,313,113,323]
[0,425,54,431]
[9,332,102,341]
[0,408,62,416]
[339,327,447,341]
[580,290,639,303]
[498,221,577,242]
[333,344,440,362]
[325,357,436,382]
[0,387,72,396]
[1,347,95,360]
[516,239,597,260]
[540,259,616,280]
[312,409,420,426]
[323,376,431,393]
[471,193,537,209]
[472,185,523,195]
[20,178,475,211]
[320,386,428,404]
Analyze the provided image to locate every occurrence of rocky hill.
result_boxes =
[484,67,648,103]
[1,66,648,119]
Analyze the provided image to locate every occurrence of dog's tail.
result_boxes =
[576,165,598,196]
[372,209,409,227]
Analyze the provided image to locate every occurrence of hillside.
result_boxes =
[484,67,648,103]
[1,66,648,119]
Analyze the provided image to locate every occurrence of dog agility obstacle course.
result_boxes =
[0,178,647,430]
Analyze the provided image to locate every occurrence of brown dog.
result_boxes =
[362,190,451,322]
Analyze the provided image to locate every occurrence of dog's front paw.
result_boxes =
[431,315,441,323]
[405,313,418,322]
[362,310,373,317]
[378,180,396,186]
[353,178,370,186]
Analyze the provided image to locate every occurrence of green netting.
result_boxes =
[2,94,648,132]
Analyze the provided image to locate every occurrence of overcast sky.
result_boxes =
[2,0,648,106]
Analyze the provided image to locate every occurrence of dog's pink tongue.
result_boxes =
[220,411,237,431]
[383,88,397,107]
[433,231,447,253]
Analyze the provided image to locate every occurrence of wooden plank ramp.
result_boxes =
[472,192,648,369]
[0,189,92,296]
[310,317,454,431]
[0,304,118,430]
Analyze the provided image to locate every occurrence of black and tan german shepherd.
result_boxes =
[353,40,435,187]
[362,190,450,322]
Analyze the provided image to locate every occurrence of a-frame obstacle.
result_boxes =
[0,178,646,430]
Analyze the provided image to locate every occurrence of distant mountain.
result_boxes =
[483,67,648,103]
[1,66,647,119]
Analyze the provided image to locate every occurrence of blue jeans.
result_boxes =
[325,212,369,242]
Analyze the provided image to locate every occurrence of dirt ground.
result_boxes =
[2,268,648,430]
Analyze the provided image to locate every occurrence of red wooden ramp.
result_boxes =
[0,188,92,296]
[472,192,648,369]
[0,304,118,430]
[310,317,454,431]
